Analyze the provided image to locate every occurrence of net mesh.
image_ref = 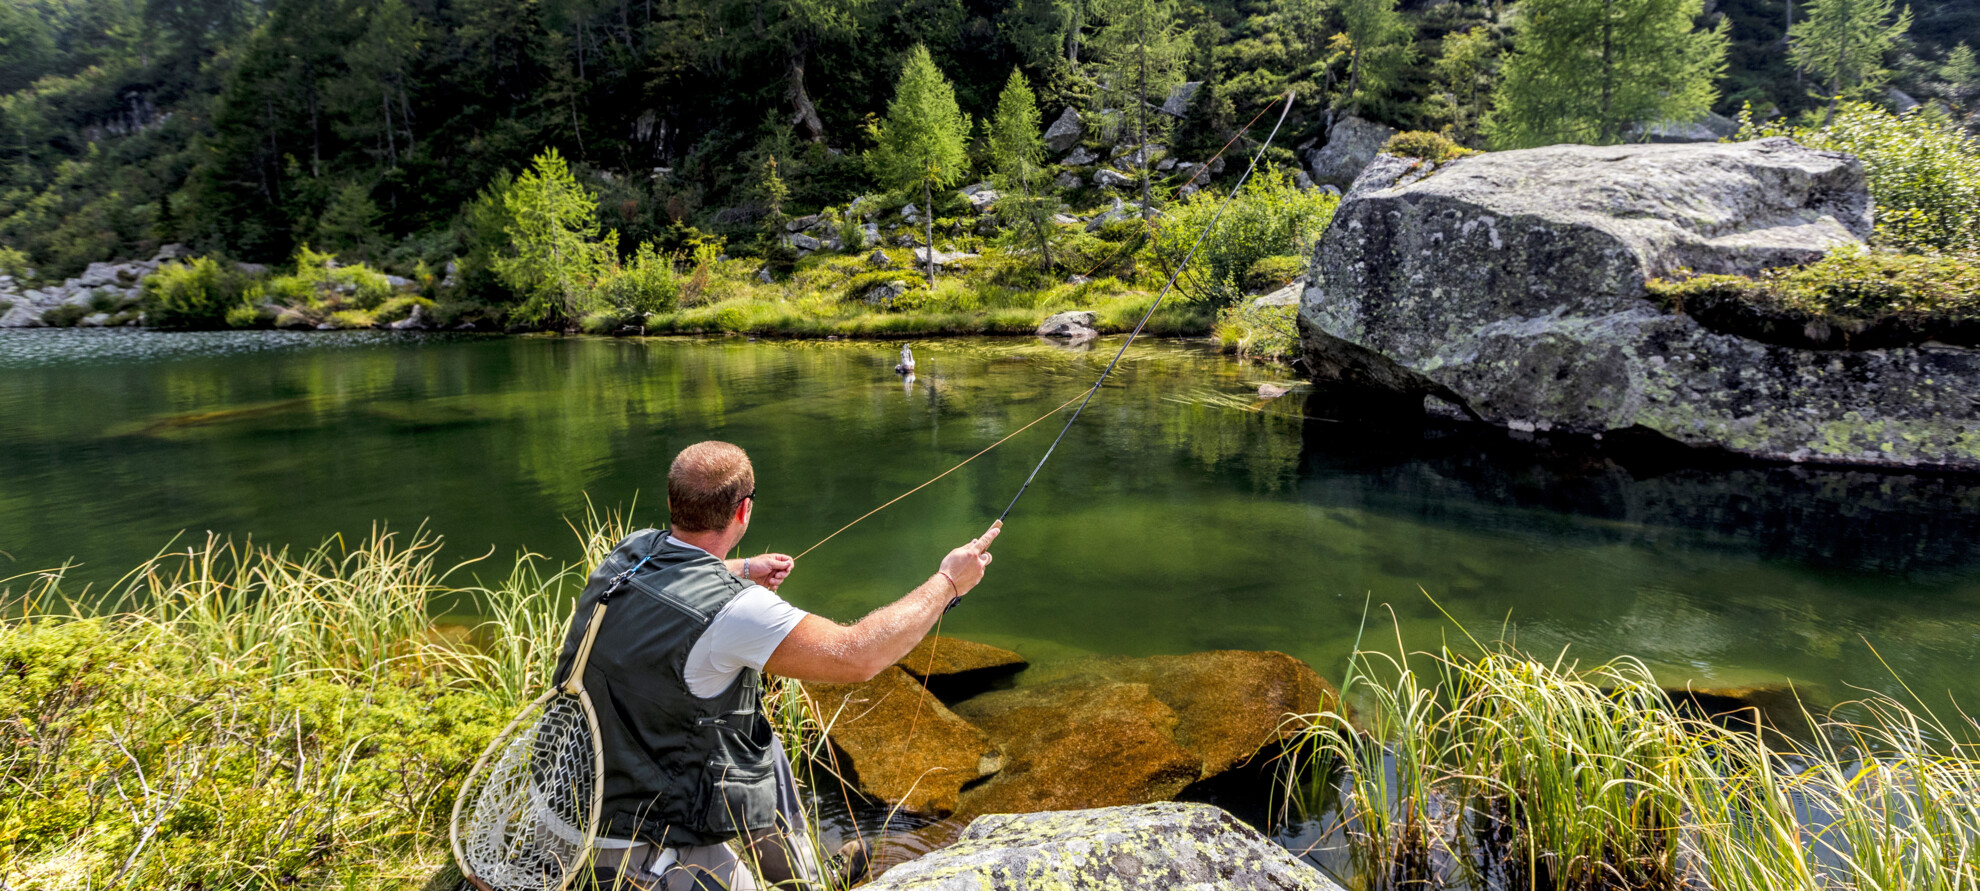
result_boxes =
[456,692,598,891]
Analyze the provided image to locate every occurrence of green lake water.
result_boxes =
[7,327,1980,875]
[3,329,1979,709]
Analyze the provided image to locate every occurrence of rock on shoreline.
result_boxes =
[860,802,1345,891]
[1299,138,1980,471]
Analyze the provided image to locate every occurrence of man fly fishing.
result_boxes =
[559,440,999,890]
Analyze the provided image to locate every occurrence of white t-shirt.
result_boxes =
[668,535,810,699]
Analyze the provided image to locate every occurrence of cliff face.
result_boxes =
[1298,138,1980,471]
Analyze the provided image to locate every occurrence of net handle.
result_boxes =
[560,601,608,696]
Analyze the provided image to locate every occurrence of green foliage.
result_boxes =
[1215,298,1299,361]
[1430,27,1500,145]
[1484,0,1730,148]
[1381,130,1478,162]
[315,183,387,264]
[490,150,616,328]
[374,294,438,324]
[866,45,972,286]
[40,303,89,327]
[140,257,253,330]
[1243,254,1307,292]
[1088,0,1191,161]
[1648,246,1980,348]
[1788,0,1913,113]
[1734,103,1980,252]
[1143,167,1339,307]
[1333,0,1418,116]
[989,69,1060,273]
[591,243,683,315]
[0,246,32,281]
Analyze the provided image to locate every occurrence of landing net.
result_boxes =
[453,690,600,891]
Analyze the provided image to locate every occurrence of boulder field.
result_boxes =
[1299,137,1980,471]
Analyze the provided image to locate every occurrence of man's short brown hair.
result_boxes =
[668,441,755,532]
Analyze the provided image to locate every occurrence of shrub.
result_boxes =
[40,303,88,326]
[1733,103,1980,253]
[1143,167,1340,307]
[591,243,681,314]
[1243,255,1307,293]
[1381,130,1478,163]
[140,257,252,329]
[1215,299,1300,361]
[0,245,31,281]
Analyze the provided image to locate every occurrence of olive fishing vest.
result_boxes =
[551,528,779,848]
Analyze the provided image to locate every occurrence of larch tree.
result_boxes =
[1333,0,1416,118]
[1788,0,1912,118]
[1432,25,1498,144]
[866,45,971,287]
[1483,0,1729,149]
[1089,0,1189,219]
[989,68,1058,273]
[492,149,615,326]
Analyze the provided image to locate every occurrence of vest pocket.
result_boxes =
[698,760,776,836]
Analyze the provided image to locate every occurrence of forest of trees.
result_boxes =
[0,0,1974,284]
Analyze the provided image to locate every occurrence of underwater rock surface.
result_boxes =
[860,801,1344,891]
[1300,138,1980,471]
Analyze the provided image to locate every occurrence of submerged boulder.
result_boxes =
[952,650,1333,816]
[861,802,1344,891]
[802,667,1002,818]
[1038,310,1099,340]
[1299,138,1980,470]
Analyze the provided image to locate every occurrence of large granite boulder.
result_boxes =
[861,802,1344,891]
[1299,138,1980,470]
[1304,116,1397,189]
[802,667,1002,818]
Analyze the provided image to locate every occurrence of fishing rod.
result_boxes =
[998,91,1297,524]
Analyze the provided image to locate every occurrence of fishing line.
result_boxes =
[999,92,1297,523]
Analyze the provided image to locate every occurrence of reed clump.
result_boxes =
[0,526,592,889]
[1284,638,1980,891]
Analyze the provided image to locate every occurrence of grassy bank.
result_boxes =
[1285,626,1980,890]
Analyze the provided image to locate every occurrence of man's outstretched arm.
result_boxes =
[763,521,1000,683]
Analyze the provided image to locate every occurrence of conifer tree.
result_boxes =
[1089,0,1189,219]
[492,149,615,326]
[1432,26,1498,144]
[866,45,971,287]
[1484,0,1729,148]
[1788,0,1913,118]
[989,69,1057,273]
[1333,0,1415,118]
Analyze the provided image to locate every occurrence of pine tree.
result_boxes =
[1943,43,1979,112]
[1089,0,1189,219]
[1788,0,1911,118]
[1333,0,1416,117]
[1484,0,1729,149]
[989,68,1057,273]
[866,45,971,287]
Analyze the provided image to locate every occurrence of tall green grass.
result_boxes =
[1283,623,1980,891]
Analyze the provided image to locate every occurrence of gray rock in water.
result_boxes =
[1304,115,1398,189]
[1044,107,1084,154]
[1094,168,1135,189]
[860,802,1343,891]
[78,312,112,327]
[1159,81,1202,117]
[1037,309,1099,340]
[1296,138,1980,470]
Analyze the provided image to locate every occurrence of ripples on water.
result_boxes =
[0,327,471,369]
